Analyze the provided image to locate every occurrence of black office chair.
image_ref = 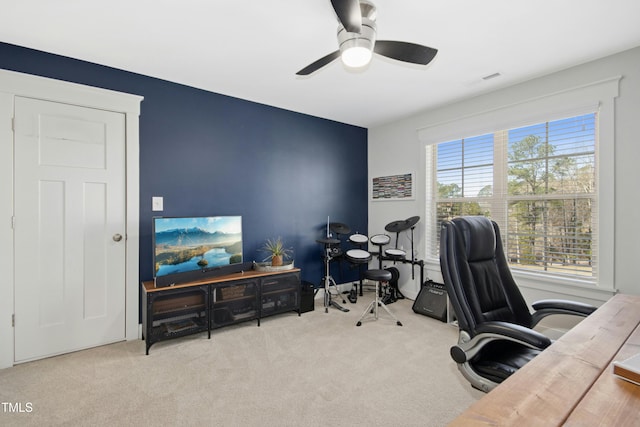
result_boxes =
[439,216,597,392]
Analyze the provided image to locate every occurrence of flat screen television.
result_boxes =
[152,215,244,287]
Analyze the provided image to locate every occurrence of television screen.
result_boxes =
[153,216,243,280]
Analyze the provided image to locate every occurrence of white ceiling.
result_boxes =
[2,0,640,128]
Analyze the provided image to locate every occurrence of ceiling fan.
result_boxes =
[296,0,438,76]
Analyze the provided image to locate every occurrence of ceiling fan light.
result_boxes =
[341,46,372,68]
[337,15,376,69]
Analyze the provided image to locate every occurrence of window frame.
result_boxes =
[418,77,620,298]
[433,114,598,281]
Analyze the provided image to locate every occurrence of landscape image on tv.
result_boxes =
[153,216,243,277]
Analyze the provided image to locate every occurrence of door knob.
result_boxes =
[113,233,123,242]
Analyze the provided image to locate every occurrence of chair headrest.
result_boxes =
[456,216,496,262]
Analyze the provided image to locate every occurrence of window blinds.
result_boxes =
[431,113,597,281]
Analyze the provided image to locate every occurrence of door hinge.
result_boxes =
[11,117,15,131]
[12,314,15,327]
[11,216,15,229]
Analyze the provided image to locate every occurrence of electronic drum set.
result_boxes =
[315,216,425,314]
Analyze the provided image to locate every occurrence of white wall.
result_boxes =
[369,46,640,304]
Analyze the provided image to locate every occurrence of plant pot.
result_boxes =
[271,255,283,266]
[253,260,294,272]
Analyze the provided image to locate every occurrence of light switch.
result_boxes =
[152,196,163,211]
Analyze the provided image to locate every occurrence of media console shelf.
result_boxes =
[142,268,301,354]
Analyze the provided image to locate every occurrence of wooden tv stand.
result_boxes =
[141,268,301,354]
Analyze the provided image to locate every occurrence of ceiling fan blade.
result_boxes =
[374,40,438,65]
[296,51,341,76]
[331,0,362,33]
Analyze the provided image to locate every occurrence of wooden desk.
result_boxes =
[449,293,640,426]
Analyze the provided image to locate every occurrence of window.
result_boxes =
[432,113,597,282]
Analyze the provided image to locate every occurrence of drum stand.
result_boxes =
[321,246,349,313]
[383,232,406,304]
[348,234,369,297]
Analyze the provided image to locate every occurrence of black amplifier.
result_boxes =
[412,281,448,322]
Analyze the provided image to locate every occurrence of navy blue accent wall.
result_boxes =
[0,42,367,289]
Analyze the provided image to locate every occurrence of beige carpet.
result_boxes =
[0,293,483,426]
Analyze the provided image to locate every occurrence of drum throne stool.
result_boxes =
[356,269,403,327]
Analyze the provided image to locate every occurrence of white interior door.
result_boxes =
[13,96,127,363]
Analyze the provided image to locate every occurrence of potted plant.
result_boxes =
[262,237,292,266]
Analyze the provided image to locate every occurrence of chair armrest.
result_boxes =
[475,321,552,349]
[530,299,597,326]
[452,321,552,363]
